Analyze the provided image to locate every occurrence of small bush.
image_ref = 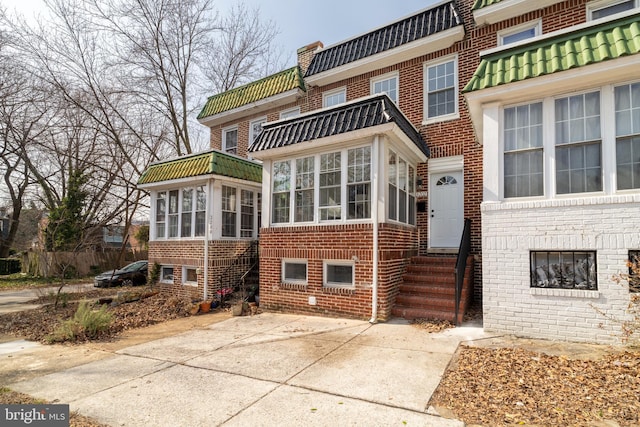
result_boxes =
[48,301,112,343]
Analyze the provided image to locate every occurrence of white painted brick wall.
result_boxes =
[482,195,640,344]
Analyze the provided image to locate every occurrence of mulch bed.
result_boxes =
[430,346,640,426]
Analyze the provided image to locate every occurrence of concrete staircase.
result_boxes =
[392,255,474,323]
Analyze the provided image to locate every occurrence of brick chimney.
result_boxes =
[297,41,323,76]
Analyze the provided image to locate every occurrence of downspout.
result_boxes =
[370,135,380,324]
[203,181,211,301]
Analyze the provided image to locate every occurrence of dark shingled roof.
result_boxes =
[249,94,429,157]
[304,1,461,77]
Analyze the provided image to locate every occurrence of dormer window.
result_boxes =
[323,87,346,108]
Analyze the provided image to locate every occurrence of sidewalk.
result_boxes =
[8,313,492,426]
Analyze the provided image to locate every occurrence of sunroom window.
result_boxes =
[272,160,291,223]
[615,82,640,190]
[155,187,207,239]
[388,150,416,225]
[347,146,371,220]
[319,152,341,221]
[555,91,602,194]
[503,102,544,198]
[295,157,314,222]
[221,186,237,237]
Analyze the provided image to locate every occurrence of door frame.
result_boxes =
[428,156,464,250]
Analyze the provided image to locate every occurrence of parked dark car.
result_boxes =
[94,260,148,288]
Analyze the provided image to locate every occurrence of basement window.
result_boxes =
[324,261,354,288]
[160,266,174,284]
[282,260,307,284]
[182,266,198,287]
[530,251,597,290]
[628,250,640,292]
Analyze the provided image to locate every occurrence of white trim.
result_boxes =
[182,266,198,287]
[249,116,267,145]
[497,19,542,46]
[281,259,308,284]
[370,71,399,104]
[587,0,638,20]
[323,260,355,288]
[222,125,239,155]
[427,155,464,173]
[305,26,465,87]
[423,54,459,125]
[279,107,301,119]
[197,88,303,127]
[323,87,347,108]
[473,0,564,26]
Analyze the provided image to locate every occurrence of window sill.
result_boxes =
[530,288,599,299]
[160,280,174,285]
[280,282,308,291]
[182,282,198,287]
[422,112,460,126]
[322,286,355,295]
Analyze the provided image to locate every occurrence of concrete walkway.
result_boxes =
[9,313,492,426]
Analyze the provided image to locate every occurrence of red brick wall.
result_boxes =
[206,0,591,303]
[149,239,254,300]
[259,223,417,320]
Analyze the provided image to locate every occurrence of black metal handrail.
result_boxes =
[454,218,472,326]
[216,240,258,300]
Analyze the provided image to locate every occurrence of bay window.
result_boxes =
[271,146,372,225]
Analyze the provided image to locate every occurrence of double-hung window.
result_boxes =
[168,190,179,238]
[271,146,371,224]
[250,117,266,145]
[295,157,314,222]
[615,82,640,190]
[240,190,254,237]
[347,147,371,220]
[155,187,207,239]
[504,102,544,198]
[372,73,398,103]
[555,91,602,194]
[181,189,193,237]
[195,186,206,236]
[319,152,341,221]
[388,150,417,224]
[272,161,291,223]
[156,192,166,238]
[424,56,458,121]
[222,186,237,237]
[223,127,238,155]
[323,88,346,108]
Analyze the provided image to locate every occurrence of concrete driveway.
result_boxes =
[9,313,490,426]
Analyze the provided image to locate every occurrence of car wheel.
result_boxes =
[122,279,134,287]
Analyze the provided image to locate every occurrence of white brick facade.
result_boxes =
[482,195,640,344]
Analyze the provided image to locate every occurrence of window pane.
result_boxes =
[326,264,353,285]
[284,262,307,281]
[617,136,640,189]
[272,193,290,223]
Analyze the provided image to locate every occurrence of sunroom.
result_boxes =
[138,149,262,301]
[249,94,429,320]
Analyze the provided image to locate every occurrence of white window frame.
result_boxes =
[323,87,347,108]
[281,259,308,284]
[498,19,541,46]
[249,117,266,145]
[160,266,174,284]
[270,144,371,226]
[423,54,459,124]
[222,125,238,155]
[182,266,198,287]
[153,186,207,240]
[587,0,637,20]
[323,260,355,288]
[387,149,417,225]
[280,107,300,120]
[371,72,399,104]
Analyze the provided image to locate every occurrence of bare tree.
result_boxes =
[204,2,285,93]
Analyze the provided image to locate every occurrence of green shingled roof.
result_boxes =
[138,150,262,185]
[197,66,305,120]
[472,0,503,10]
[463,14,640,92]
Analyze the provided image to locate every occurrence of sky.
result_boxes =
[2,0,441,66]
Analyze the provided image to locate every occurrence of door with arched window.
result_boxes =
[429,170,463,248]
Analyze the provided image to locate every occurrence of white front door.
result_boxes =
[429,170,464,248]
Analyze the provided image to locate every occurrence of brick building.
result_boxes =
[140,0,640,343]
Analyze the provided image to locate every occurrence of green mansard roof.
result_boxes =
[138,150,262,185]
[472,0,503,10]
[197,66,306,120]
[463,13,640,92]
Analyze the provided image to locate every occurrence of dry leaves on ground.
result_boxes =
[0,291,195,343]
[430,346,640,426]
[410,318,454,333]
